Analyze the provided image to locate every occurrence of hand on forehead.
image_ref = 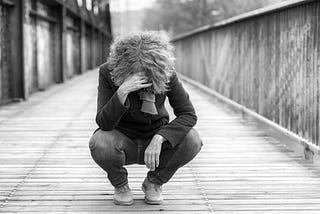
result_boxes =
[135,72,150,80]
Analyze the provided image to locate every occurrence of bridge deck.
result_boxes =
[1,70,320,213]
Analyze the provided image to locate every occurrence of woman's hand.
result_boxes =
[120,73,152,94]
[117,73,152,105]
[144,134,166,171]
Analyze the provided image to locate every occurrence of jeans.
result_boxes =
[89,128,202,188]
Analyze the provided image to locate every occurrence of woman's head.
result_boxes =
[107,31,175,94]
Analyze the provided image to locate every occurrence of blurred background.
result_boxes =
[110,0,289,37]
[0,0,290,105]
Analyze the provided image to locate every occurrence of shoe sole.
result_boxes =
[113,199,134,206]
[141,185,163,205]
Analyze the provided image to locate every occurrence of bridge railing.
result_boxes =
[172,0,320,148]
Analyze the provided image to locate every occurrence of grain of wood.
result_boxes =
[0,70,320,213]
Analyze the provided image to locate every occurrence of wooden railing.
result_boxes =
[172,0,320,147]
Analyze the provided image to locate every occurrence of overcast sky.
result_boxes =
[110,0,156,12]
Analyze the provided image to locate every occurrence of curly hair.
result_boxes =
[106,31,176,94]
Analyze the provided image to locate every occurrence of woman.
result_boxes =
[89,31,202,206]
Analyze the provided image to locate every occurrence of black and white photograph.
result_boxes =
[0,0,320,213]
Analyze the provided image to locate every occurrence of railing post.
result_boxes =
[79,18,85,74]
[12,0,25,100]
[60,4,67,83]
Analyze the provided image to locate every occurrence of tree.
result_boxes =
[143,0,286,37]
[143,0,214,36]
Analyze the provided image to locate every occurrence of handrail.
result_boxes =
[0,0,15,7]
[171,0,314,42]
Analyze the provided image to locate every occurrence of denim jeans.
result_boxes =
[89,128,202,188]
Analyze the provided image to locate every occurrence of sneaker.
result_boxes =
[141,177,163,205]
[113,184,133,206]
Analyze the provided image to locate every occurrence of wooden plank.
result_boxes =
[0,70,320,213]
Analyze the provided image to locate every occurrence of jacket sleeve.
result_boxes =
[157,72,197,147]
[95,67,130,131]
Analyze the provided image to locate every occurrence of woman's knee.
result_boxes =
[182,128,203,153]
[89,130,123,165]
[89,129,117,151]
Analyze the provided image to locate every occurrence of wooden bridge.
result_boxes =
[0,70,320,213]
[1,0,320,213]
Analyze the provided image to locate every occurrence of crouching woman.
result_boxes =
[89,31,202,206]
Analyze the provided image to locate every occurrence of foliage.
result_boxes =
[143,0,286,37]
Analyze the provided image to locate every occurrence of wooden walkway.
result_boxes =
[1,70,320,213]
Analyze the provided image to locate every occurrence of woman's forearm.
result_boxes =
[117,86,129,106]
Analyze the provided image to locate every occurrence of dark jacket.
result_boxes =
[95,63,197,147]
